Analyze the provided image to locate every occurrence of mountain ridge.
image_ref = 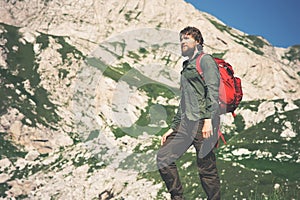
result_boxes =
[2,0,299,101]
[0,0,299,199]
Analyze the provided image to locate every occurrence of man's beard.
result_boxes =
[181,46,195,57]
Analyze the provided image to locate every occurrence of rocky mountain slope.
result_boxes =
[0,0,299,199]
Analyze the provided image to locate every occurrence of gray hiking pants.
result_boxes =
[156,116,220,200]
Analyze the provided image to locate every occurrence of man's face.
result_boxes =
[180,34,199,57]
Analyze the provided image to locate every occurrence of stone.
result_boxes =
[15,158,27,170]
[0,158,12,171]
[25,150,40,161]
[9,120,22,139]
[0,173,11,183]
[37,146,53,155]
[7,179,36,198]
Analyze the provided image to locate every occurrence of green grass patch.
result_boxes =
[247,35,266,48]
[212,51,227,59]
[111,103,176,139]
[0,183,10,198]
[239,99,264,111]
[0,132,27,160]
[282,45,300,62]
[53,36,85,64]
[138,98,300,199]
[0,23,61,129]
[124,10,142,22]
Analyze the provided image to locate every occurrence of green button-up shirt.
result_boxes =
[170,50,220,130]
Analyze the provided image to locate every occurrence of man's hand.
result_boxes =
[161,129,174,145]
[202,119,212,138]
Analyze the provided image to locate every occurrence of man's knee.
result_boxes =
[197,151,217,174]
[157,147,178,170]
[156,148,167,169]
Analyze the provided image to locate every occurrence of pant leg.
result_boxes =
[156,131,186,198]
[157,117,199,198]
[197,151,220,200]
[193,119,221,200]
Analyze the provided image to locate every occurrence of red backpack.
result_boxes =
[196,53,243,145]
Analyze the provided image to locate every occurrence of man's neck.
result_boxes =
[188,49,199,61]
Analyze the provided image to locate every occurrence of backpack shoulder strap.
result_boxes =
[195,52,206,76]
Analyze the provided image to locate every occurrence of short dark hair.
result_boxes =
[179,26,204,46]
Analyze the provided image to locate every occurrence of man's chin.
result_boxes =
[181,48,194,57]
[181,51,189,57]
[181,49,187,56]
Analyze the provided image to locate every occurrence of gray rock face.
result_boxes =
[0,0,299,199]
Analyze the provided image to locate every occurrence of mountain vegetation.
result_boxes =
[0,0,299,199]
